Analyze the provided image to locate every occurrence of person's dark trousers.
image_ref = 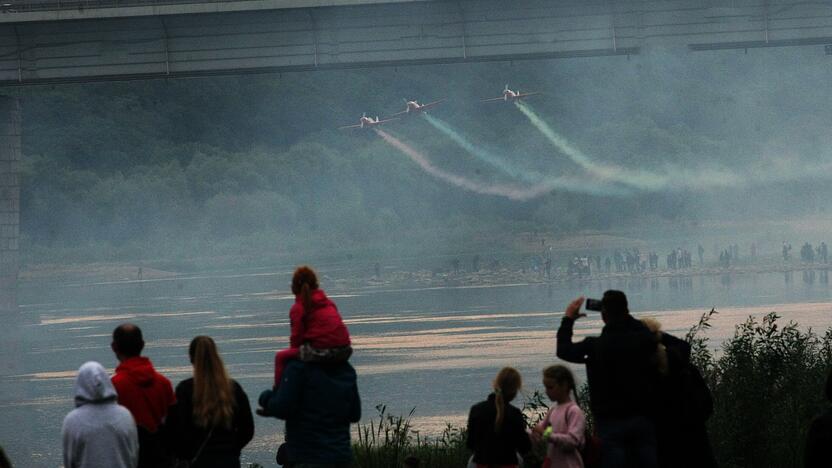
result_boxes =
[284,464,351,468]
[596,416,658,468]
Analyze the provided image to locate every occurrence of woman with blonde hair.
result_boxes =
[164,336,254,468]
[466,367,532,468]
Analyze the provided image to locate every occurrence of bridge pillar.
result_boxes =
[0,96,19,314]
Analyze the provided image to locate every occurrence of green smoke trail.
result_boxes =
[423,114,539,183]
[422,113,628,196]
[514,101,669,191]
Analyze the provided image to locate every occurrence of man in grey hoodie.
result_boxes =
[62,361,138,468]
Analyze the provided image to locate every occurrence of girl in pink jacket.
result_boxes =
[532,365,586,468]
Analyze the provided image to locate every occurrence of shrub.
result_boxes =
[701,312,832,468]
[354,310,832,468]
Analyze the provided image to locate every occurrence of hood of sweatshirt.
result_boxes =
[74,361,118,407]
[114,356,159,388]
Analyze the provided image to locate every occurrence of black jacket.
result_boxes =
[655,333,717,468]
[557,314,658,419]
[467,393,532,465]
[259,360,361,465]
[805,408,832,468]
[163,378,254,467]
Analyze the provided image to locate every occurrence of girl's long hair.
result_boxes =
[292,266,319,316]
[641,318,668,375]
[543,364,579,402]
[189,336,235,429]
[493,367,522,432]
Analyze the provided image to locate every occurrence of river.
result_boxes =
[1,266,831,466]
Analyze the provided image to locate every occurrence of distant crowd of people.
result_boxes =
[4,267,831,468]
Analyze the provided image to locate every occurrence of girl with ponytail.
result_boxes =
[532,365,586,468]
[164,336,254,467]
[273,266,351,387]
[466,367,531,468]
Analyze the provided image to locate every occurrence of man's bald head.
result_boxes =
[112,323,144,359]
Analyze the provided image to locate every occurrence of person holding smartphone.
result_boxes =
[556,291,659,468]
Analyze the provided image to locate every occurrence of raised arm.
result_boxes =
[556,297,591,363]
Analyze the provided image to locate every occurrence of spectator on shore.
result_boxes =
[62,361,138,468]
[163,336,254,468]
[273,266,352,389]
[532,365,586,468]
[257,349,361,466]
[466,367,531,468]
[0,446,10,468]
[805,368,832,468]
[111,324,176,468]
[556,291,659,468]
[641,319,716,468]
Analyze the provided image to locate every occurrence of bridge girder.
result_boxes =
[0,0,828,85]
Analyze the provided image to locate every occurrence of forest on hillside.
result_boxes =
[11,47,832,264]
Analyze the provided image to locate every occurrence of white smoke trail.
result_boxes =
[515,101,671,191]
[422,113,629,197]
[374,129,556,201]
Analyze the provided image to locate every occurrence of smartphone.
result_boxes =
[585,298,603,311]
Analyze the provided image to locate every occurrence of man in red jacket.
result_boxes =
[111,323,176,468]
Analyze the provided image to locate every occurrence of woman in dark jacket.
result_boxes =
[164,336,254,468]
[467,367,532,468]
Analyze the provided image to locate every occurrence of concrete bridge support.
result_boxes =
[0,96,19,313]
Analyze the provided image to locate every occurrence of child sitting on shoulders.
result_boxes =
[273,266,351,387]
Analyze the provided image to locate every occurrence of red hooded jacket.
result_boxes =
[290,289,350,349]
[111,356,175,432]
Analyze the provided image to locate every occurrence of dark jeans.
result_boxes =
[596,416,658,468]
[284,464,351,468]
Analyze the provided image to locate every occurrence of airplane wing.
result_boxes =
[516,92,540,99]
[480,97,505,102]
[389,109,409,117]
[338,124,362,130]
[375,117,399,124]
[420,99,446,110]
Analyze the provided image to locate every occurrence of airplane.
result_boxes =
[389,98,446,117]
[338,113,398,130]
[481,84,540,103]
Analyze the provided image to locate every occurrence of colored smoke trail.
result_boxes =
[423,114,537,183]
[422,113,629,197]
[513,101,832,191]
[514,101,669,191]
[374,129,554,201]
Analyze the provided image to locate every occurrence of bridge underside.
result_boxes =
[0,0,829,85]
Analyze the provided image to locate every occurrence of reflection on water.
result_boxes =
[2,269,832,466]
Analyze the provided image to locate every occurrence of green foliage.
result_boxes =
[352,404,470,468]
[704,313,832,468]
[16,52,832,264]
[354,312,832,468]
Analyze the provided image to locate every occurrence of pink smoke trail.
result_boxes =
[375,129,553,201]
